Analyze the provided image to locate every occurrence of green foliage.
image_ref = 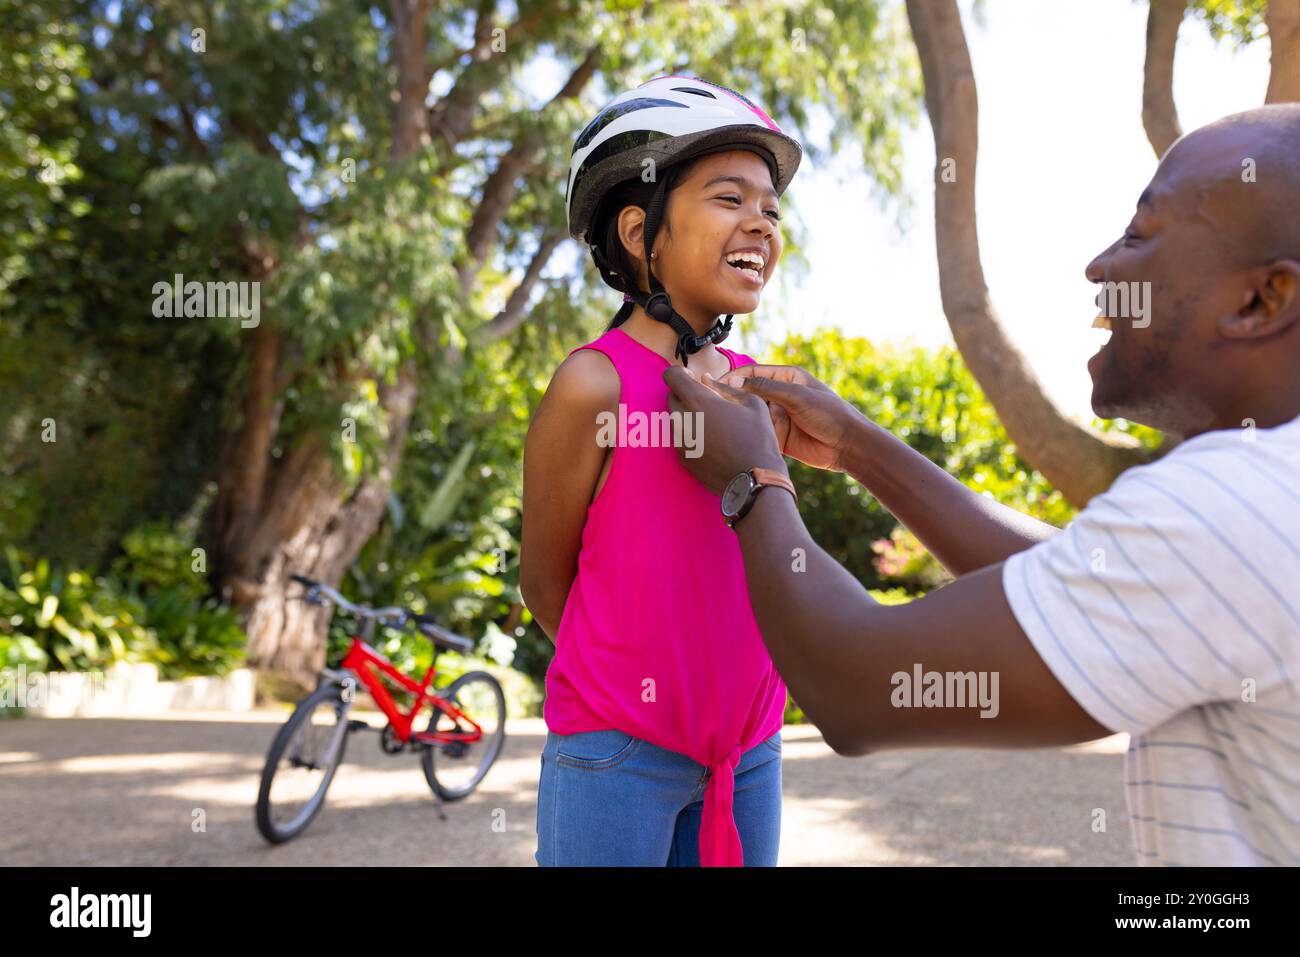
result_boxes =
[133,587,246,681]
[1,1,920,569]
[0,522,245,683]
[112,521,207,601]
[0,0,88,315]
[870,527,952,592]
[1094,414,1165,452]
[1186,0,1269,45]
[328,328,567,687]
[0,546,156,673]
[110,521,246,679]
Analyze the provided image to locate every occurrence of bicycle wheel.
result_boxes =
[255,682,352,843]
[421,670,506,801]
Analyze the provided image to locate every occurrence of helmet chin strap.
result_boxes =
[635,266,733,368]
[590,246,732,367]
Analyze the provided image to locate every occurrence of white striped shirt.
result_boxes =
[1003,413,1300,866]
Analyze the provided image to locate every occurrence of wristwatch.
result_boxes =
[720,467,798,529]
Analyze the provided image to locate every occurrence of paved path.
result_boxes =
[0,712,1135,865]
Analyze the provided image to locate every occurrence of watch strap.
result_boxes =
[750,467,797,505]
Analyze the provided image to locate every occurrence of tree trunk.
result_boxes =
[1143,0,1186,157]
[214,2,432,695]
[229,368,418,693]
[904,0,1150,507]
[1267,0,1300,104]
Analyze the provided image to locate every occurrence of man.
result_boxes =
[663,105,1300,866]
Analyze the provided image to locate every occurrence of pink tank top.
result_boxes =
[542,326,788,867]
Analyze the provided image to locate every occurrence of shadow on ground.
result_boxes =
[0,715,1133,865]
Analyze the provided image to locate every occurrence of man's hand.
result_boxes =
[663,366,787,495]
[722,365,866,472]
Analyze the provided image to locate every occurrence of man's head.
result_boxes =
[1085,104,1300,435]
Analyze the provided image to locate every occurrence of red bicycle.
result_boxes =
[255,574,507,844]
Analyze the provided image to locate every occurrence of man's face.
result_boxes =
[1084,128,1255,434]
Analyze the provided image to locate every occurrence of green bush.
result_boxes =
[0,546,157,673]
[134,586,246,681]
[110,521,245,679]
[0,520,246,685]
[112,521,209,601]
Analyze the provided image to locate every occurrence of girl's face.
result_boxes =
[624,150,784,323]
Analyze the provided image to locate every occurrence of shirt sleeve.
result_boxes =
[1001,437,1300,737]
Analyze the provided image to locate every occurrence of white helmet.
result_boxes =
[565,73,802,243]
[564,74,802,364]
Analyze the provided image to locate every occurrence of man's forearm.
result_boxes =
[839,415,1057,574]
[733,487,894,754]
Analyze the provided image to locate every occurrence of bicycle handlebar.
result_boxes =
[289,574,475,653]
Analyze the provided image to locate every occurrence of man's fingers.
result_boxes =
[723,373,802,407]
[727,364,811,386]
[663,365,712,403]
[700,372,752,402]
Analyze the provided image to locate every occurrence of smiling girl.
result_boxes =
[520,74,802,866]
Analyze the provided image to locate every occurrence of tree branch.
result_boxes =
[390,0,434,158]
[905,0,1149,507]
[1266,0,1300,104]
[1143,0,1186,157]
[455,45,601,295]
[480,231,567,341]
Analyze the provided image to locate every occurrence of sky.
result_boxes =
[754,0,1272,418]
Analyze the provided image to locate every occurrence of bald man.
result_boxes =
[663,105,1300,866]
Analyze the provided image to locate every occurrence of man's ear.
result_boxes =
[1220,260,1300,340]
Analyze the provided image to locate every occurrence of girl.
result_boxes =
[520,74,802,866]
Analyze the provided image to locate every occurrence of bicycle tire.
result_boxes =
[421,670,506,801]
[255,682,351,844]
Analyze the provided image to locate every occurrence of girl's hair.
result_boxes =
[591,160,697,331]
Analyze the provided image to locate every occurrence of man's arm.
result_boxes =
[837,415,1059,575]
[731,365,1058,575]
[663,365,1111,754]
[733,487,1111,755]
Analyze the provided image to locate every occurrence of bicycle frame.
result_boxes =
[339,636,484,747]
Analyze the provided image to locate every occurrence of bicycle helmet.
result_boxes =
[565,74,802,365]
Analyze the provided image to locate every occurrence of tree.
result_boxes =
[904,0,1300,508]
[4,1,923,692]
[1141,1,1300,157]
[1143,0,1188,156]
[904,0,1151,507]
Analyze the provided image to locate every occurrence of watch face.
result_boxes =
[721,471,756,518]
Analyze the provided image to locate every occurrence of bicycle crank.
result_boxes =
[379,724,406,754]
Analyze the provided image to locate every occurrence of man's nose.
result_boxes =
[1084,237,1121,283]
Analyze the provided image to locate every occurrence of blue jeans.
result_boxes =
[535,727,782,866]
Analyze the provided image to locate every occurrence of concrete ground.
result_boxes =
[0,711,1136,865]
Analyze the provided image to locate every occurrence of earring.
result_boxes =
[650,252,657,260]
